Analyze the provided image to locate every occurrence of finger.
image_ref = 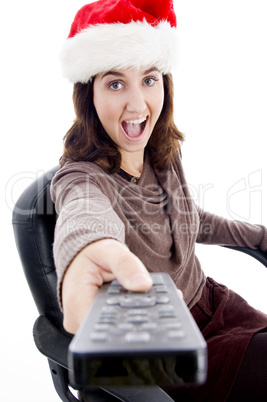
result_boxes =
[176,289,183,299]
[84,239,153,291]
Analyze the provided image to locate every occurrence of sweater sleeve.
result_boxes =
[195,204,267,252]
[50,165,125,296]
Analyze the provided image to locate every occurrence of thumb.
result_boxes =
[88,239,153,291]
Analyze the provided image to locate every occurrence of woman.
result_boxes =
[51,1,267,400]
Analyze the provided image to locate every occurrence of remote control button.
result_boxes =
[101,306,117,313]
[100,311,118,317]
[118,323,135,331]
[159,305,174,312]
[127,315,149,324]
[127,309,148,316]
[168,330,185,339]
[159,311,176,318]
[98,314,117,324]
[90,332,108,342]
[159,305,176,318]
[156,295,170,304]
[141,322,158,331]
[165,322,182,330]
[106,297,120,305]
[94,324,111,331]
[119,295,156,307]
[155,285,168,293]
[100,310,117,317]
[110,279,121,287]
[125,332,151,343]
[152,274,164,285]
[98,318,116,324]
[108,287,121,295]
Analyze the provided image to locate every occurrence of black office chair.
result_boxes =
[12,167,267,402]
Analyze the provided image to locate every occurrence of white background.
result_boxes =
[1,0,266,400]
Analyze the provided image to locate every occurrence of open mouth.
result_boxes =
[121,115,148,139]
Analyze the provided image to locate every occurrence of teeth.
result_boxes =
[125,116,147,125]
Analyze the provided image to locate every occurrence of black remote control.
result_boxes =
[68,273,207,389]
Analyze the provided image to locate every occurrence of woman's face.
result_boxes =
[93,67,164,163]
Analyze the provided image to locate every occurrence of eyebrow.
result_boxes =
[101,67,160,80]
[101,71,123,79]
[144,67,160,75]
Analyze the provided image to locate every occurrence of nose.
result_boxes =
[126,85,147,114]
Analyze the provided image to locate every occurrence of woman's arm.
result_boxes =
[195,204,267,252]
[62,238,153,334]
[51,164,128,314]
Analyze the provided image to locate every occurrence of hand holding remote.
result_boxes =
[62,239,153,334]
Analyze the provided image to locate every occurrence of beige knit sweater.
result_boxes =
[51,152,267,308]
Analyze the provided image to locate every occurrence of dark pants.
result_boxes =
[167,277,267,401]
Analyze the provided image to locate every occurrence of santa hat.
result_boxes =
[60,0,178,83]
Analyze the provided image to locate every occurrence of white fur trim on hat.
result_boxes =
[60,20,178,83]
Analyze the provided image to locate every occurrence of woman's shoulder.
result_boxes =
[51,161,113,196]
[54,160,108,180]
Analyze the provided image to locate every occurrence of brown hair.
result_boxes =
[60,74,184,171]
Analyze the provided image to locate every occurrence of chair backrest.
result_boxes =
[12,166,63,330]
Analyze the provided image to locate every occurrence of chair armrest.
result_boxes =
[222,246,267,268]
[33,316,175,401]
[33,315,72,368]
[33,316,81,401]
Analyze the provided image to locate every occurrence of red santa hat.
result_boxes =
[60,0,178,83]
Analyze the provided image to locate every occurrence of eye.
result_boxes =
[143,76,159,86]
[108,81,124,91]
